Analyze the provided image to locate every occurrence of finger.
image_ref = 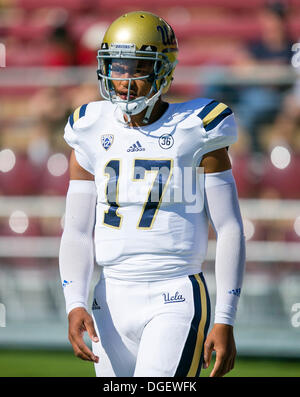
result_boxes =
[226,349,236,373]
[219,349,236,376]
[73,347,94,361]
[227,358,234,374]
[229,354,236,372]
[84,317,99,343]
[203,341,214,369]
[69,334,92,362]
[70,334,99,363]
[209,354,227,377]
[220,357,233,377]
[77,340,99,363]
[223,358,233,376]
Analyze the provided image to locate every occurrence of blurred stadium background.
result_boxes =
[0,0,300,377]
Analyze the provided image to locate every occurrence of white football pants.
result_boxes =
[91,272,211,377]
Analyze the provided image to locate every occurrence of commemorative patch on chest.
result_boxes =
[159,133,174,149]
[101,134,114,150]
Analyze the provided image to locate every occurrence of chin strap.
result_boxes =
[116,92,160,125]
[141,79,167,124]
[142,101,156,124]
[141,85,165,124]
[126,113,131,124]
[114,79,167,125]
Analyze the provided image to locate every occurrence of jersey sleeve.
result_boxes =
[197,99,238,155]
[64,104,94,175]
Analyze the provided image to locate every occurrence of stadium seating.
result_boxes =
[1,0,300,198]
[258,153,300,199]
[231,154,259,198]
[0,217,41,237]
[0,152,41,196]
[1,0,299,69]
[37,161,69,196]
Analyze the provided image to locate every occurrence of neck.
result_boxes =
[123,98,169,127]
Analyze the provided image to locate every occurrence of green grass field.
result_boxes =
[0,349,299,377]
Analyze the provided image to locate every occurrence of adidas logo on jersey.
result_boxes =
[228,288,241,297]
[62,280,73,288]
[127,141,145,152]
[92,298,101,310]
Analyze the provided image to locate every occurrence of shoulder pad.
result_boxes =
[196,99,233,133]
[68,101,101,130]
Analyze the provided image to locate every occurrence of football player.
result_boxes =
[59,11,245,377]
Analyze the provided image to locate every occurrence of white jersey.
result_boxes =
[64,98,237,281]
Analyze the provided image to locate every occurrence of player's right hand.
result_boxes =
[68,307,99,363]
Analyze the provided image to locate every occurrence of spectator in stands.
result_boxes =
[45,25,76,67]
[235,1,293,152]
[261,45,300,155]
[28,87,69,139]
[258,87,300,154]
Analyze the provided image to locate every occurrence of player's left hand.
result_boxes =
[202,323,236,377]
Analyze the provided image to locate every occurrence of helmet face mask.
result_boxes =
[96,11,178,122]
[107,59,156,80]
[97,50,169,112]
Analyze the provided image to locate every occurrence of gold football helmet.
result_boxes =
[97,11,178,122]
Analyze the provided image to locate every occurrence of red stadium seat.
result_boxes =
[96,0,267,10]
[287,17,300,40]
[231,154,258,198]
[1,217,42,237]
[6,41,74,67]
[285,226,300,242]
[258,154,300,199]
[37,162,69,196]
[16,0,87,11]
[0,152,41,196]
[7,24,52,41]
[67,15,108,41]
[172,18,261,41]
[6,44,47,67]
[178,43,243,66]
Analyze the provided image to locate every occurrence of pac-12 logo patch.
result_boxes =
[159,134,174,149]
[101,134,114,150]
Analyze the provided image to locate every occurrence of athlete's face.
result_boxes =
[109,59,155,100]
